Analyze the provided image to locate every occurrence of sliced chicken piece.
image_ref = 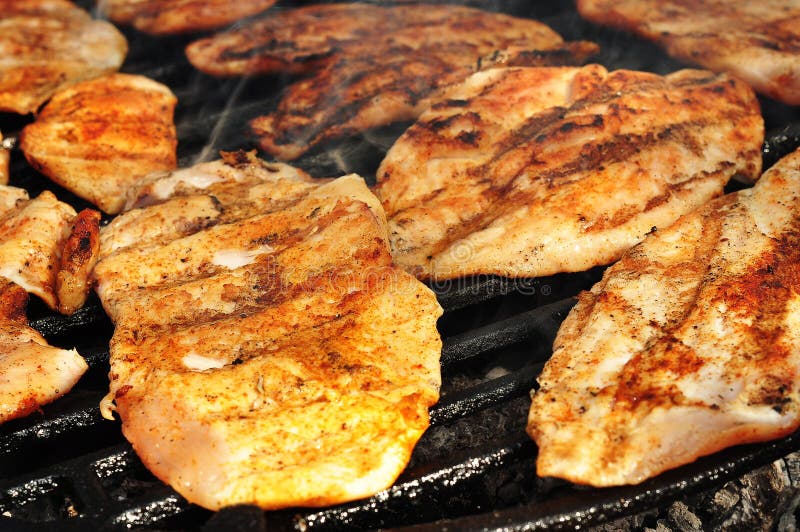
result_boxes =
[0,130,9,185]
[577,0,800,105]
[186,3,595,160]
[93,155,441,510]
[0,278,87,424]
[98,0,277,35]
[0,0,127,115]
[0,186,76,310]
[528,146,800,486]
[375,66,763,280]
[57,209,101,315]
[19,73,178,214]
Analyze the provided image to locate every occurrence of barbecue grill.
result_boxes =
[2,1,800,530]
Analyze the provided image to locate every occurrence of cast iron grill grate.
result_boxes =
[1,1,800,530]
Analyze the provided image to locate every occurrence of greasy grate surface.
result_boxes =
[1,1,800,530]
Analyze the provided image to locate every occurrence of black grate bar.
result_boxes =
[430,277,537,313]
[402,428,800,532]
[29,303,110,339]
[430,363,544,426]
[441,297,575,366]
[0,390,108,459]
[762,123,800,170]
[106,488,191,529]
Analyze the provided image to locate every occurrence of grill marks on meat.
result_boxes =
[99,0,278,35]
[528,147,800,487]
[375,66,763,280]
[93,152,442,511]
[0,279,87,424]
[186,4,571,77]
[577,0,800,105]
[0,0,127,115]
[20,73,178,214]
[186,3,595,160]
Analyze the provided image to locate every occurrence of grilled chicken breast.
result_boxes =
[94,152,442,510]
[528,145,800,486]
[577,0,800,105]
[375,66,763,280]
[186,3,594,160]
[99,0,277,35]
[57,209,101,315]
[528,147,800,487]
[20,73,178,214]
[0,186,76,310]
[0,131,8,185]
[186,4,582,77]
[0,0,127,115]
[0,279,87,424]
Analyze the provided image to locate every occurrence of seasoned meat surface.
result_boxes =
[93,152,442,510]
[57,209,101,315]
[0,186,77,310]
[187,3,594,160]
[528,147,800,486]
[99,0,278,35]
[0,279,87,424]
[186,4,570,77]
[577,0,800,105]
[20,73,178,214]
[375,66,763,280]
[0,131,8,185]
[0,0,127,114]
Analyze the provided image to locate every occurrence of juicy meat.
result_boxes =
[186,3,594,160]
[99,0,277,35]
[0,0,127,114]
[374,66,763,280]
[186,4,579,77]
[250,41,596,161]
[57,209,101,315]
[528,147,800,486]
[0,279,87,424]
[577,0,800,105]
[20,73,178,214]
[0,131,8,185]
[0,185,76,310]
[93,152,442,510]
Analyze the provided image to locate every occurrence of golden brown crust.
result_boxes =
[0,0,127,114]
[100,0,277,35]
[375,66,763,280]
[57,209,101,315]
[20,73,177,214]
[0,131,8,186]
[577,0,800,105]
[237,5,591,159]
[94,156,440,510]
[0,277,88,424]
[0,279,29,326]
[528,147,800,486]
[0,188,76,310]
